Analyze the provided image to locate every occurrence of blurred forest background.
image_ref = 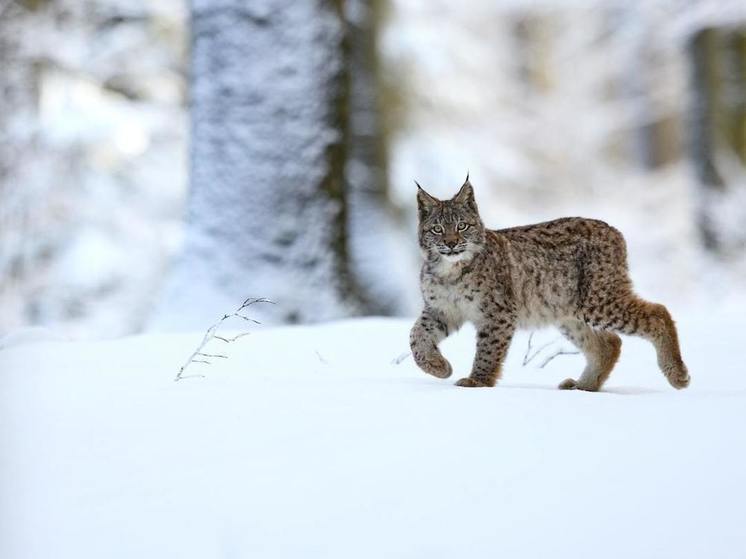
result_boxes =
[1,0,745,339]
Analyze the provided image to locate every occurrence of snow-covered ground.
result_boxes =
[1,302,745,558]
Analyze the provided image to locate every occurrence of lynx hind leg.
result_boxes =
[558,320,622,392]
[604,297,690,390]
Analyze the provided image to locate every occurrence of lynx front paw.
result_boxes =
[558,378,577,390]
[665,365,690,390]
[558,377,599,392]
[415,352,453,379]
[455,377,494,388]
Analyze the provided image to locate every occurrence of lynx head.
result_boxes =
[416,174,486,263]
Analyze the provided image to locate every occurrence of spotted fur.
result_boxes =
[409,177,690,391]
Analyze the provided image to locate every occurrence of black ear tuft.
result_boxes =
[416,181,439,219]
[454,175,475,205]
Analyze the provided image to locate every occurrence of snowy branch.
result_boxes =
[175,297,274,382]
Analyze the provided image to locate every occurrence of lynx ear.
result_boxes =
[416,181,439,217]
[453,173,475,206]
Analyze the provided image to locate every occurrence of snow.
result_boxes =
[2,303,745,558]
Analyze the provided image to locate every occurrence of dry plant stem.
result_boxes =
[522,332,554,366]
[175,297,274,382]
[393,333,577,373]
[538,349,578,368]
[522,332,579,368]
[396,333,577,371]
[391,351,411,365]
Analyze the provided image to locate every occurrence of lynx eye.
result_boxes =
[457,222,469,231]
[431,225,444,234]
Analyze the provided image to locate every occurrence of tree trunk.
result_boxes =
[723,29,746,165]
[345,0,413,316]
[155,0,361,327]
[688,27,727,252]
[688,27,746,256]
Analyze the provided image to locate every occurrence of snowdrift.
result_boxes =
[1,307,744,558]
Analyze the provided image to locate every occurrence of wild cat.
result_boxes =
[409,176,690,391]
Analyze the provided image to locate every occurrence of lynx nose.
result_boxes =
[444,238,459,249]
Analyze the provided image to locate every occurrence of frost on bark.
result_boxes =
[156,0,363,327]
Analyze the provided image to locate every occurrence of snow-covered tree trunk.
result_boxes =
[155,0,362,327]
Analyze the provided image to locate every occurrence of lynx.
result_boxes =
[409,176,690,391]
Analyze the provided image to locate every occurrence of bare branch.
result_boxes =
[214,332,252,343]
[522,332,579,368]
[522,332,558,366]
[174,297,274,381]
[538,349,579,368]
[522,332,535,366]
[391,351,411,365]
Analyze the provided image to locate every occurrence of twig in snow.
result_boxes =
[522,331,579,369]
[522,332,557,366]
[175,297,274,382]
[315,350,328,365]
[537,348,579,368]
[391,351,411,365]
[214,332,251,343]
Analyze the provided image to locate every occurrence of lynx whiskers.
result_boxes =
[409,175,690,391]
